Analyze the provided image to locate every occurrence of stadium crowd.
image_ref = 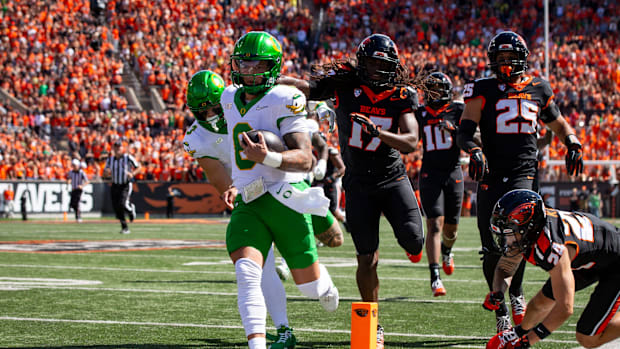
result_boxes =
[0,0,617,183]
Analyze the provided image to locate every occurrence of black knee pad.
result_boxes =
[399,235,424,255]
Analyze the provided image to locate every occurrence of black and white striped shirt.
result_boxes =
[68,169,88,190]
[105,154,139,184]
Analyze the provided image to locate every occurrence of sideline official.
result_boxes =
[68,159,88,222]
[104,140,140,234]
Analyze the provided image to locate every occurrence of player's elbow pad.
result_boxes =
[456,119,478,153]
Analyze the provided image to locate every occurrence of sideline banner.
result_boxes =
[0,182,102,213]
[0,181,226,215]
[0,181,615,216]
[463,181,615,217]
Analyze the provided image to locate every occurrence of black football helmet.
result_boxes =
[356,34,400,87]
[423,72,453,108]
[490,189,547,257]
[487,31,529,82]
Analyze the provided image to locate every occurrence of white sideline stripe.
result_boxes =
[0,277,102,285]
[0,263,547,284]
[12,285,481,303]
[0,317,579,344]
[4,285,585,309]
[0,264,233,275]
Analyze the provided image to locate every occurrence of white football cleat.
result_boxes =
[275,263,290,281]
[319,284,339,312]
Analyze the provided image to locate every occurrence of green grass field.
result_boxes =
[0,217,618,348]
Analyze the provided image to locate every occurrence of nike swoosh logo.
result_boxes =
[455,179,462,183]
[255,106,269,110]
[390,96,401,101]
[445,109,452,113]
[532,81,541,86]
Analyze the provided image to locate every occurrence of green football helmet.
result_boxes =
[230,31,282,95]
[186,70,226,132]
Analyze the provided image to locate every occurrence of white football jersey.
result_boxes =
[182,120,232,174]
[306,118,320,136]
[221,84,309,188]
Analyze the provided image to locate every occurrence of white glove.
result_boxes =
[314,159,327,181]
[315,102,336,133]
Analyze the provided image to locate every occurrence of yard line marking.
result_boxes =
[0,264,234,275]
[0,317,579,344]
[0,277,101,290]
[2,285,585,308]
[182,261,231,266]
[0,263,552,284]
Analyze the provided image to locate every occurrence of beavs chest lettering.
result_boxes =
[359,105,386,115]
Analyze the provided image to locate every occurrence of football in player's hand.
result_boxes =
[243,129,286,152]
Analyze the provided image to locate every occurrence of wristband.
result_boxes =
[564,134,581,148]
[317,159,327,170]
[262,151,283,168]
[533,323,551,340]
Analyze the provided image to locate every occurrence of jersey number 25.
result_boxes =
[496,99,538,134]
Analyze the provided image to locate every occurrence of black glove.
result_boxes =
[468,147,488,181]
[438,120,457,133]
[565,136,583,176]
[351,113,381,137]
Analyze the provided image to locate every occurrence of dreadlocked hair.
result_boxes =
[310,59,357,82]
[311,58,428,93]
[411,61,445,102]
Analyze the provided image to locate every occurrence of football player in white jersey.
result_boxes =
[220,32,339,349]
[183,70,297,347]
[305,115,345,247]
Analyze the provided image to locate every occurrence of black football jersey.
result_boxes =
[310,76,417,186]
[415,101,464,172]
[462,76,558,174]
[524,209,620,273]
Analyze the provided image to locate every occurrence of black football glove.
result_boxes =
[438,120,457,133]
[565,136,583,176]
[468,147,488,181]
[351,113,381,137]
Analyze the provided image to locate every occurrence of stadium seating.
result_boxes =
[0,0,617,183]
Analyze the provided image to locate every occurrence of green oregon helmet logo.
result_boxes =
[266,36,282,53]
[186,70,225,113]
[210,74,225,89]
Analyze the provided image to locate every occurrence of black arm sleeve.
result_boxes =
[308,78,337,101]
[540,100,561,124]
[456,119,479,153]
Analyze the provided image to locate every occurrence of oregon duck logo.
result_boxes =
[286,94,305,114]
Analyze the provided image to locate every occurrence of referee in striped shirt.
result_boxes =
[104,140,140,234]
[68,159,88,222]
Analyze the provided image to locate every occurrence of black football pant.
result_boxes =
[69,189,82,220]
[111,183,133,229]
[322,181,339,214]
[477,173,534,301]
[418,166,464,224]
[345,176,424,255]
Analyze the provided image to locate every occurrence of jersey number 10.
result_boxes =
[423,125,452,151]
